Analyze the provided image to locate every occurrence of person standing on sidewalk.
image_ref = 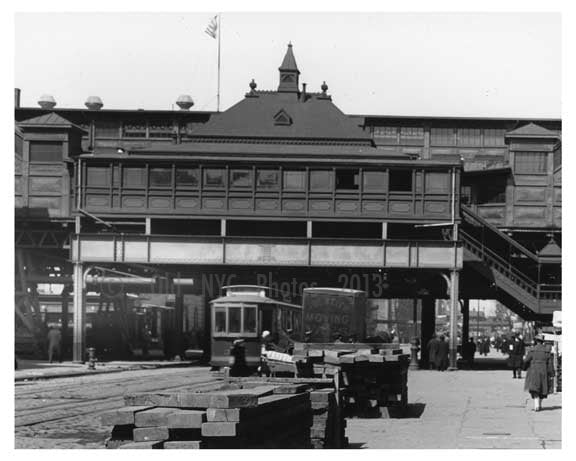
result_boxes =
[426,334,440,370]
[523,334,555,411]
[47,326,62,363]
[462,337,477,369]
[436,335,450,371]
[508,333,526,379]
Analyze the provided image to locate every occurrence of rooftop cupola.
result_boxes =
[278,42,300,93]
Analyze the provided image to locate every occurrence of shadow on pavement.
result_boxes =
[458,355,510,370]
[538,405,562,412]
[387,403,426,419]
[347,442,366,449]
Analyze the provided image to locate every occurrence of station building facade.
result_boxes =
[15,44,561,363]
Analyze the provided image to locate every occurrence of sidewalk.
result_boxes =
[346,353,562,449]
[14,358,201,382]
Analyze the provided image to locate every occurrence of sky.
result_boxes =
[14,12,561,118]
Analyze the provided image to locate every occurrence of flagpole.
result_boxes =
[217,13,221,112]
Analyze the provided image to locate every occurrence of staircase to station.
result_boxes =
[459,207,561,320]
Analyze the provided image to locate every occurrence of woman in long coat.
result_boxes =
[508,334,526,378]
[523,335,555,411]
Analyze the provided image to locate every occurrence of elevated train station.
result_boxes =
[15,44,561,366]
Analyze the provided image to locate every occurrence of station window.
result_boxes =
[388,170,413,192]
[256,169,279,189]
[123,167,146,187]
[400,127,424,144]
[431,128,456,146]
[363,171,386,191]
[123,122,146,138]
[175,168,199,187]
[148,120,173,138]
[228,307,242,333]
[484,129,506,147]
[335,169,359,190]
[95,121,120,138]
[515,152,548,174]
[230,169,253,188]
[149,168,172,187]
[86,166,110,187]
[310,170,333,191]
[373,126,398,143]
[204,168,226,188]
[283,170,306,190]
[457,128,482,147]
[29,141,62,162]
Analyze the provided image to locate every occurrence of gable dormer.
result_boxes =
[273,109,292,126]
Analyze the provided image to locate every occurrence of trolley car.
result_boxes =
[209,285,302,368]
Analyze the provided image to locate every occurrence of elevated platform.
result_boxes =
[71,234,462,269]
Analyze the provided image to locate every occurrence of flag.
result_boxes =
[205,15,218,39]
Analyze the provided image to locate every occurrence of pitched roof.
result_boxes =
[191,91,372,142]
[539,238,562,258]
[17,112,86,132]
[505,122,558,139]
[279,43,299,72]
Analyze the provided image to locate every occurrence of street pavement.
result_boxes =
[14,358,199,382]
[14,350,562,449]
[346,351,562,449]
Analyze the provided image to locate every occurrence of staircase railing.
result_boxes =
[460,229,538,297]
[461,206,554,264]
[460,206,562,309]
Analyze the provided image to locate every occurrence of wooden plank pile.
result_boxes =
[293,342,410,417]
[102,380,346,449]
[309,388,347,448]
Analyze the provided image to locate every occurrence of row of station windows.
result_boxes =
[86,166,420,193]
[372,126,507,147]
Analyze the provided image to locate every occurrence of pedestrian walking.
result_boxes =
[481,336,490,356]
[436,335,450,371]
[47,325,62,363]
[462,337,476,369]
[508,333,526,378]
[426,333,440,370]
[523,334,555,411]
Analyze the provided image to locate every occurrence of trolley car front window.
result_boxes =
[244,307,257,333]
[215,309,226,333]
[229,307,242,333]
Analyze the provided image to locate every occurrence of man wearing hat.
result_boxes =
[508,332,526,379]
[523,334,555,411]
[229,339,250,377]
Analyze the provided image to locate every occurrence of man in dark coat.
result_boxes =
[426,334,440,370]
[508,333,526,379]
[47,326,62,363]
[524,335,555,411]
[462,337,477,369]
[435,335,450,371]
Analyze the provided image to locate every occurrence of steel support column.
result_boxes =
[72,262,85,362]
[448,270,460,370]
[461,299,470,344]
[420,296,436,369]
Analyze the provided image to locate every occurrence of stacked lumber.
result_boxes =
[293,342,410,416]
[309,389,347,448]
[102,381,346,449]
